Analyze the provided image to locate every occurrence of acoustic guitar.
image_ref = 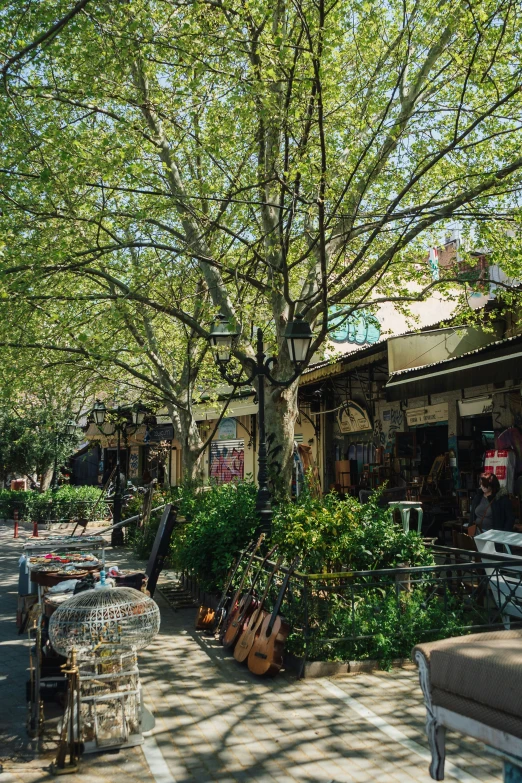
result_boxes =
[233,555,283,663]
[221,544,278,650]
[195,543,251,631]
[247,556,300,676]
[218,533,264,642]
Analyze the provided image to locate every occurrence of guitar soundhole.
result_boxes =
[255,652,268,659]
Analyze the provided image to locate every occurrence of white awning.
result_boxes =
[194,397,258,421]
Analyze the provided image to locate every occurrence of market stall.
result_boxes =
[17,533,155,765]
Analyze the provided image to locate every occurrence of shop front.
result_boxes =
[83,417,181,487]
[303,326,522,536]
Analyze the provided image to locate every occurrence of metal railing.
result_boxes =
[184,546,522,671]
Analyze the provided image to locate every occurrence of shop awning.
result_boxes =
[386,334,522,401]
[193,396,258,421]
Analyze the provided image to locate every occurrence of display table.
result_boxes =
[388,501,423,533]
[21,537,107,736]
[475,530,522,555]
[474,530,522,624]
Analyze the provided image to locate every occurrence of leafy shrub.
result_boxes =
[167,481,258,592]
[285,582,468,666]
[127,481,258,590]
[0,489,33,519]
[272,489,433,573]
[126,482,470,665]
[270,489,465,664]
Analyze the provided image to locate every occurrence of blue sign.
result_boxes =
[328,307,381,346]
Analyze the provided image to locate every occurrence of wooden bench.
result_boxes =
[413,630,522,781]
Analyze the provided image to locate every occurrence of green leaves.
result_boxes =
[272,489,434,574]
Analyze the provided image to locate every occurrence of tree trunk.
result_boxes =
[167,404,204,483]
[264,377,299,501]
[40,465,54,492]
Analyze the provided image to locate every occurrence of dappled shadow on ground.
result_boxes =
[138,598,503,783]
[0,527,502,783]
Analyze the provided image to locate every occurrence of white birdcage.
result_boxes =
[48,587,160,661]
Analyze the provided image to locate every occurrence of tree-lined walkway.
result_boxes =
[0,525,502,783]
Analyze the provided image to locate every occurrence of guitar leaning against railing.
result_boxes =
[233,555,284,663]
[222,544,278,650]
[195,543,252,631]
[218,533,265,642]
[247,556,300,677]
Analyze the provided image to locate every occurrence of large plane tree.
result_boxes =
[2,0,522,489]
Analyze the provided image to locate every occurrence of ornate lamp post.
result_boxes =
[91,401,148,546]
[208,314,313,535]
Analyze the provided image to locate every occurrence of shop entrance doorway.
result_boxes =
[458,414,494,489]
[103,448,128,485]
[416,425,449,479]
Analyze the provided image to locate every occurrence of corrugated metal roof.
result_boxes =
[388,332,522,378]
[302,318,447,378]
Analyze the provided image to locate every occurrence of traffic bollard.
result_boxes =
[13,509,18,538]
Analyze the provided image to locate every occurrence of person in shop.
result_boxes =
[469,473,514,533]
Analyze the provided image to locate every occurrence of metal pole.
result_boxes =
[111,412,124,546]
[255,328,272,535]
[52,432,59,491]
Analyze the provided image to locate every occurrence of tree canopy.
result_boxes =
[2,0,522,485]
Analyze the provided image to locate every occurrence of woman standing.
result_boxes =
[470,473,514,533]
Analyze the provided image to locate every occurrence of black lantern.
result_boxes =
[208,313,239,366]
[207,311,314,536]
[92,400,106,426]
[284,314,313,368]
[133,404,147,426]
[65,420,77,436]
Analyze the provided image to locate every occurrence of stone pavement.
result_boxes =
[0,524,503,783]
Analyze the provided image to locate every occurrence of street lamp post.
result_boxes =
[91,402,147,546]
[51,431,59,492]
[208,314,313,535]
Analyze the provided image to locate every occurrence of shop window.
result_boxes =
[210,439,245,484]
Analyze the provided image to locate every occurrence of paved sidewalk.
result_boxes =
[0,524,502,783]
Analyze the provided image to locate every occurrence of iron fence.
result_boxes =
[185,546,522,670]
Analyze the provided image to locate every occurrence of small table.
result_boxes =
[388,501,423,534]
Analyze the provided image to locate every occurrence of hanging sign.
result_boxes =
[216,417,237,441]
[338,401,372,433]
[458,396,493,417]
[148,424,174,442]
[406,403,448,427]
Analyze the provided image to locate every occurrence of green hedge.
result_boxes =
[0,486,108,522]
[0,490,34,519]
[128,482,472,665]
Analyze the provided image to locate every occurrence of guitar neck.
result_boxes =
[229,533,264,607]
[220,538,257,601]
[244,544,278,598]
[216,554,241,610]
[267,557,300,631]
[253,555,283,618]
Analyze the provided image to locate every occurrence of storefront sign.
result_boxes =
[217,417,237,440]
[148,424,174,442]
[458,396,493,417]
[406,403,448,427]
[338,401,372,433]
